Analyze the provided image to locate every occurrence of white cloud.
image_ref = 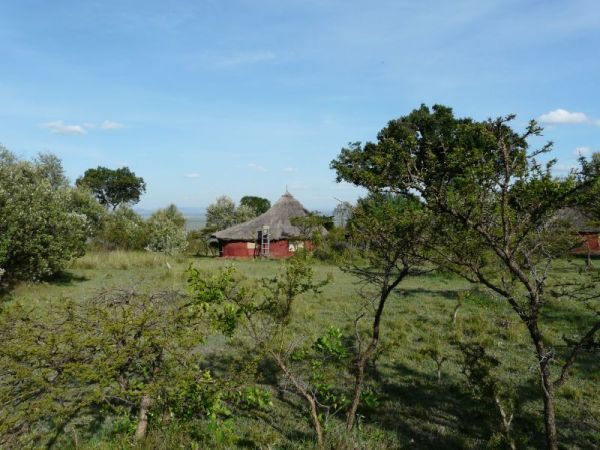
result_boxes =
[283,167,297,172]
[100,120,124,130]
[539,109,589,124]
[41,120,87,135]
[41,119,124,134]
[214,51,275,68]
[248,163,267,172]
[184,173,201,178]
[574,146,592,157]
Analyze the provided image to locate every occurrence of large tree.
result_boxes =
[76,166,146,210]
[331,104,600,450]
[0,148,89,282]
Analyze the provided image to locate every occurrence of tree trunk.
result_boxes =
[529,324,558,450]
[494,395,516,450]
[346,351,371,430]
[346,279,398,430]
[271,352,324,449]
[540,367,558,450]
[135,395,152,440]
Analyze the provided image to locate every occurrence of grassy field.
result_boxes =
[5,251,600,449]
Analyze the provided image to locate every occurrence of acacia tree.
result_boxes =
[343,193,427,429]
[331,104,600,450]
[76,166,146,210]
[0,289,207,447]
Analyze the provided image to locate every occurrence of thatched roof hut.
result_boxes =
[553,207,600,255]
[553,207,600,233]
[212,192,326,258]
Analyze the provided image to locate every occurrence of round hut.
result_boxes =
[554,207,600,255]
[211,192,325,258]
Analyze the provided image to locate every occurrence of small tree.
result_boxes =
[206,195,261,230]
[240,195,271,215]
[343,192,427,429]
[76,166,146,210]
[206,196,237,229]
[331,104,600,449]
[187,255,332,447]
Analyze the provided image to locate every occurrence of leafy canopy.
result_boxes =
[76,166,146,210]
[240,195,271,215]
[0,148,90,282]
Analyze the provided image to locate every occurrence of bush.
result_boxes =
[313,227,350,263]
[186,227,219,257]
[0,148,89,281]
[96,206,148,250]
[146,210,188,254]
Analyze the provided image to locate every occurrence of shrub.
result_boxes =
[186,227,219,257]
[0,148,89,281]
[96,206,148,251]
[145,211,188,254]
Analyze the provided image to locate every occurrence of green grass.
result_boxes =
[5,251,599,449]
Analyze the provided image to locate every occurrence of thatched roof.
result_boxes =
[553,207,600,233]
[212,192,326,242]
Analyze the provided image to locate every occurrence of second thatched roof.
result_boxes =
[553,207,600,233]
[212,192,326,242]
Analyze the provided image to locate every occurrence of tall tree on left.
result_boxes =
[0,147,90,283]
[76,166,146,210]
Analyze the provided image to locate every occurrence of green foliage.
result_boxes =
[238,387,273,411]
[170,371,232,421]
[96,206,148,250]
[456,340,518,449]
[69,186,108,237]
[0,149,89,282]
[206,195,260,230]
[76,166,146,210]
[206,196,236,229]
[187,255,335,444]
[240,195,271,215]
[290,212,331,248]
[313,226,351,262]
[0,288,208,447]
[347,192,427,272]
[313,326,349,359]
[34,152,69,189]
[331,105,600,448]
[186,227,219,257]
[5,253,600,449]
[145,205,188,254]
[151,203,186,227]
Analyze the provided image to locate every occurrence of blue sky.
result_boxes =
[1,0,599,210]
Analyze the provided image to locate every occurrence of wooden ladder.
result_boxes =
[260,225,270,257]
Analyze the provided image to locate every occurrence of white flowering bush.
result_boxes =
[0,148,89,281]
[145,207,188,254]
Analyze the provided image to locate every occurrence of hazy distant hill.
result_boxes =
[135,206,206,231]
